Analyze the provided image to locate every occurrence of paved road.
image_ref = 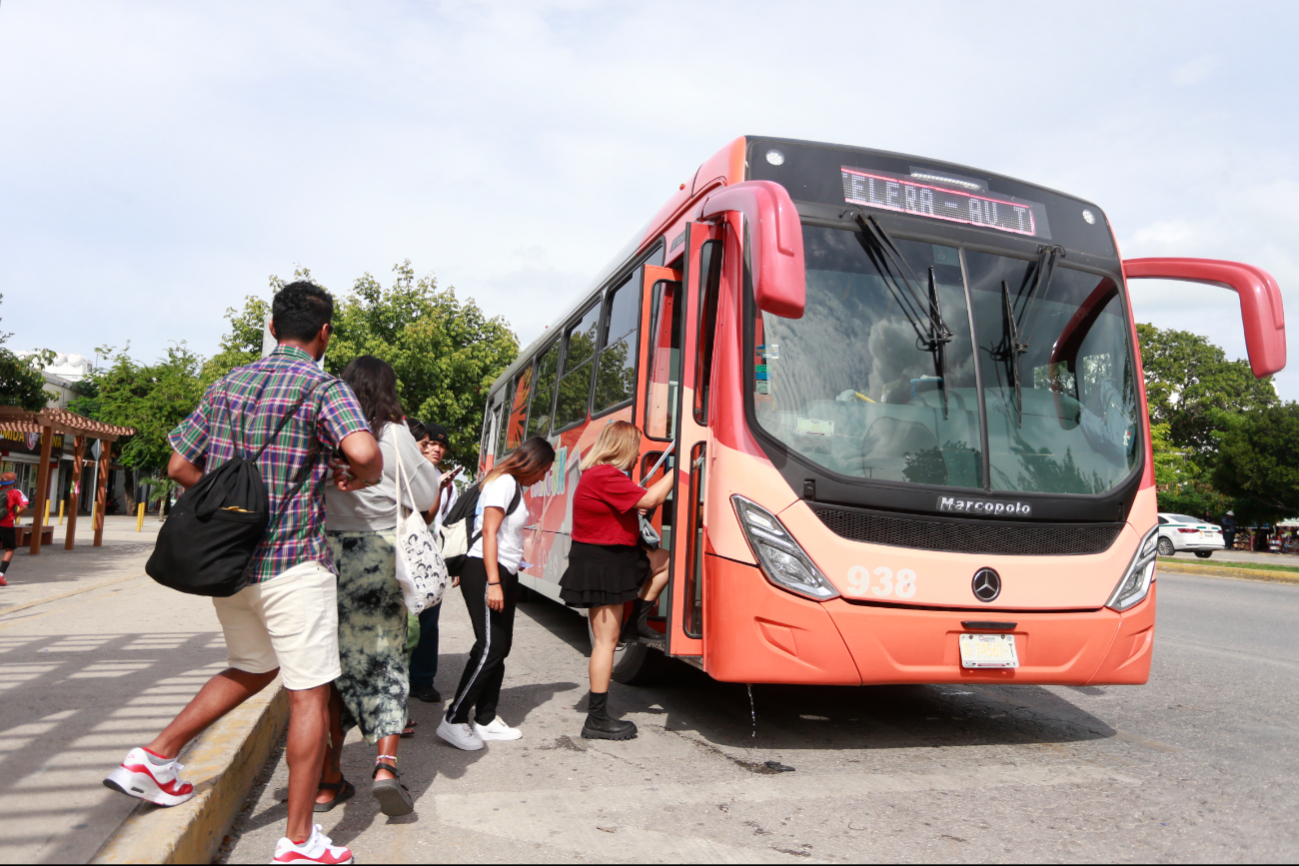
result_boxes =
[0,517,226,865]
[1167,548,1299,567]
[224,570,1299,863]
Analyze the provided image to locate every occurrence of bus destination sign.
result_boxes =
[842,166,1051,239]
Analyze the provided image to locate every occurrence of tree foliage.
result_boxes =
[1136,323,1276,457]
[321,262,518,472]
[1150,421,1230,518]
[1211,403,1299,524]
[71,344,207,470]
[0,294,51,412]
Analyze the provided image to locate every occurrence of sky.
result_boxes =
[2,1,1297,396]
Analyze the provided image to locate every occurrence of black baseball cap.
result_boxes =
[425,423,450,446]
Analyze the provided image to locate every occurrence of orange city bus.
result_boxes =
[476,136,1286,686]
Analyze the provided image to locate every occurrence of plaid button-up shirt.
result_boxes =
[169,345,371,584]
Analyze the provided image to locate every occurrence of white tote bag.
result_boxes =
[392,446,450,615]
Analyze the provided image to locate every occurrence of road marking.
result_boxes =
[432,762,1138,863]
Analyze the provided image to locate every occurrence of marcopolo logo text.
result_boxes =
[938,496,1032,517]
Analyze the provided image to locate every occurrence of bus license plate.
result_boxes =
[959,633,1019,669]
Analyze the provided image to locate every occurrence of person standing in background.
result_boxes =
[1222,510,1237,552]
[0,473,29,586]
[408,421,462,704]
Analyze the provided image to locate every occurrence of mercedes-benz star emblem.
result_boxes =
[972,568,1001,602]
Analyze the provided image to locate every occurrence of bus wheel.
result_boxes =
[586,614,669,686]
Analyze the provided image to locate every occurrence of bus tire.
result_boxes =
[586,614,669,686]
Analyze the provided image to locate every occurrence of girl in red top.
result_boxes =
[560,421,672,740]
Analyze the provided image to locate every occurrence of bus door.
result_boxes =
[646,222,721,658]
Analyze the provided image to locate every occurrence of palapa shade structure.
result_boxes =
[0,406,136,554]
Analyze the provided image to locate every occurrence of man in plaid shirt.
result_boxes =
[104,283,381,866]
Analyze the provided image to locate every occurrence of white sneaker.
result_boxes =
[474,715,522,741]
[436,715,485,751]
[272,824,353,864]
[103,747,195,807]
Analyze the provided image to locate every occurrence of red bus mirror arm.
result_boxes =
[1123,257,1287,377]
[699,180,806,319]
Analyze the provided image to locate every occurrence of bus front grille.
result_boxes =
[809,505,1124,556]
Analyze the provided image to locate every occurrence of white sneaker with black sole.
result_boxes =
[474,715,522,741]
[436,715,485,750]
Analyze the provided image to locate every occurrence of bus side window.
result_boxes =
[505,366,534,452]
[554,302,602,430]
[594,273,639,413]
[694,241,723,424]
[495,377,514,457]
[528,342,560,439]
[645,280,682,441]
[481,398,501,462]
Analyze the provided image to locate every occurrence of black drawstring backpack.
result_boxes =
[146,377,324,598]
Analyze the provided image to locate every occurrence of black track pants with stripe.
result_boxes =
[447,557,518,725]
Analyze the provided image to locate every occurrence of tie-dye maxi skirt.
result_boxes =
[326,530,409,744]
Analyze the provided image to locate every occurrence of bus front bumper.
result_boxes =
[703,557,1155,686]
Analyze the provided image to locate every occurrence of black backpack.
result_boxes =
[146,379,323,597]
[439,477,522,576]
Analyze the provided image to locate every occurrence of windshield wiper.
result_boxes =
[1016,244,1064,347]
[852,212,954,416]
[992,279,1029,426]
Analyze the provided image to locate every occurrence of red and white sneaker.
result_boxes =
[103,747,195,807]
[273,824,354,864]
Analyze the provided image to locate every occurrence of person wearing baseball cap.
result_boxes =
[0,472,30,586]
[409,422,462,704]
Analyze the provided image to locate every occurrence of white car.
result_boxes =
[1156,513,1226,558]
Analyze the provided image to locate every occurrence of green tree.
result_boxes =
[1211,403,1299,525]
[202,289,272,385]
[0,294,51,411]
[1149,421,1231,518]
[320,262,517,472]
[74,344,206,472]
[1136,323,1277,457]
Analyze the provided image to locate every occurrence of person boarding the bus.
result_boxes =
[318,356,440,817]
[559,421,672,740]
[102,282,381,866]
[437,436,555,750]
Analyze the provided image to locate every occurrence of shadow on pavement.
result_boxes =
[513,595,1119,756]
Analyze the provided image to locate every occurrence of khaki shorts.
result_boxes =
[212,560,341,691]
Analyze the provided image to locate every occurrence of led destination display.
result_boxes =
[842,166,1051,239]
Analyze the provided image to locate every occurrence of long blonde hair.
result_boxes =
[581,420,641,472]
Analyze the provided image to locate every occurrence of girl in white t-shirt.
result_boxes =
[437,437,555,751]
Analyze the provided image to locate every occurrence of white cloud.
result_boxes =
[1,0,1296,402]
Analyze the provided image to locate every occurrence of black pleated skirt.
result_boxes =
[559,541,648,609]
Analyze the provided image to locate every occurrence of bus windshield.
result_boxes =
[752,223,1141,495]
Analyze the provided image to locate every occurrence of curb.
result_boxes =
[1157,559,1299,586]
[92,679,289,865]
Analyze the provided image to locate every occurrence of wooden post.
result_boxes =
[30,425,53,555]
[93,440,110,547]
[64,434,85,550]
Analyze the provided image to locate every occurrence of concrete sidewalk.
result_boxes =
[0,517,229,864]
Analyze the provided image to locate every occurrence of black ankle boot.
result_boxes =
[634,598,659,639]
[581,691,637,740]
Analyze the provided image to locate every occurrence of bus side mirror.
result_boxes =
[1124,257,1287,377]
[699,180,805,318]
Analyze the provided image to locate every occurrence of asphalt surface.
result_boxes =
[222,569,1299,864]
[0,517,226,865]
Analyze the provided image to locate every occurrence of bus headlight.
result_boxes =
[1106,526,1159,611]
[732,495,840,601]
